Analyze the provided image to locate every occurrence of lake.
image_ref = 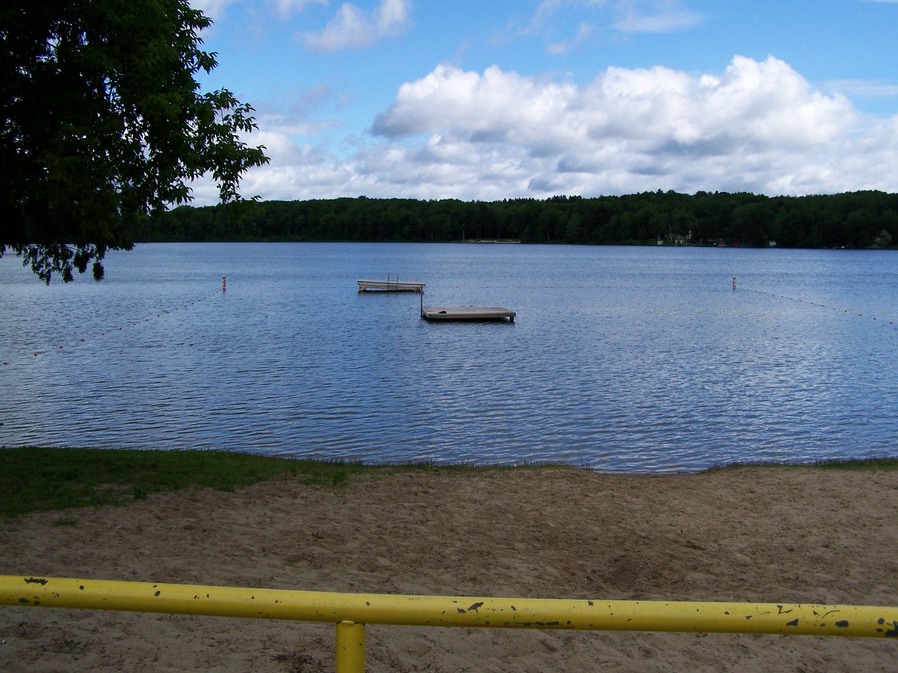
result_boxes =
[2,242,897,472]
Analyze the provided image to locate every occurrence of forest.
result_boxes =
[134,190,898,249]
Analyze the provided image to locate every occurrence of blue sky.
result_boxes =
[189,0,898,203]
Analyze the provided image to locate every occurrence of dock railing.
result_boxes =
[2,575,897,672]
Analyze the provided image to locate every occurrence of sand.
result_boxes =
[1,467,897,672]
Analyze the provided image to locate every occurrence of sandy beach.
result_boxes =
[2,466,897,672]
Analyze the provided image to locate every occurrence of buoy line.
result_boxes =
[733,281,897,328]
[2,284,225,367]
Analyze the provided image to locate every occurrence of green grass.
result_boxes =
[803,457,898,471]
[0,447,384,518]
[709,457,898,473]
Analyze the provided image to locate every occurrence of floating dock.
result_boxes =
[358,274,425,293]
[421,305,516,322]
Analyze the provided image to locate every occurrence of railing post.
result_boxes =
[335,620,366,673]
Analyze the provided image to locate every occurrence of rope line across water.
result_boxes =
[2,286,224,367]
[735,283,897,328]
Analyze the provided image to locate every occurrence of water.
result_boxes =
[2,243,897,472]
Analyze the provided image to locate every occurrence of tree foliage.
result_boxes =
[137,190,898,250]
[0,0,268,282]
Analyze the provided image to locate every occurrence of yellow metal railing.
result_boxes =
[2,575,897,672]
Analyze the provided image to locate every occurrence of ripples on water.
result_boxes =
[2,243,897,472]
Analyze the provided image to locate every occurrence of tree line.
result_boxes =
[135,190,898,249]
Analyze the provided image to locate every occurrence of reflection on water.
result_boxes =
[2,243,897,472]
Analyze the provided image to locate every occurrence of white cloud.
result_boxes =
[611,0,704,33]
[372,65,578,149]
[189,0,241,21]
[273,0,329,16]
[826,79,898,100]
[528,0,702,48]
[195,55,898,203]
[301,0,412,51]
[548,22,596,55]
[530,0,608,29]
[375,56,854,150]
[190,0,329,21]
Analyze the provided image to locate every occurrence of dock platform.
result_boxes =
[421,306,516,322]
[358,276,425,292]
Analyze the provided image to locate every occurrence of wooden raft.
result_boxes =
[421,306,516,322]
[358,277,425,292]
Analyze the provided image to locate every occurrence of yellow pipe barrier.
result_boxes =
[3,575,898,638]
[2,575,897,673]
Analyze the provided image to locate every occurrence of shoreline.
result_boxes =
[3,446,897,518]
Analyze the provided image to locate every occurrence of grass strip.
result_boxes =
[0,447,387,518]
[714,457,898,472]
